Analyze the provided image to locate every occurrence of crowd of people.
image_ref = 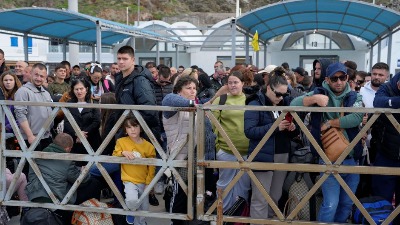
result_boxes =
[0,46,400,225]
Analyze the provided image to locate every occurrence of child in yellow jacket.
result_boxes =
[113,115,156,225]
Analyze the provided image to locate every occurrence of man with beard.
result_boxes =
[291,62,363,223]
[360,62,389,108]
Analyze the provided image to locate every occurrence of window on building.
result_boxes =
[282,31,354,50]
[10,37,18,47]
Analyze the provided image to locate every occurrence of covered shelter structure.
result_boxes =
[0,7,187,63]
[233,0,400,70]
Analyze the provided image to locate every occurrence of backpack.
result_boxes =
[353,196,393,225]
[21,208,62,225]
[71,198,114,225]
[283,145,321,221]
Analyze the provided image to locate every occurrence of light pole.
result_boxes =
[137,0,140,26]
[236,0,240,17]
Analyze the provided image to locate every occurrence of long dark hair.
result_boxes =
[268,66,288,88]
[69,79,92,103]
[100,93,116,135]
[0,71,22,100]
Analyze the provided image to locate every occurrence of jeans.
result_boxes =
[124,182,148,225]
[317,158,359,223]
[372,151,400,224]
[89,163,123,201]
[216,150,251,210]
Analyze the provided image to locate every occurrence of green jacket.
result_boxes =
[26,143,90,204]
[290,81,363,129]
[48,81,70,96]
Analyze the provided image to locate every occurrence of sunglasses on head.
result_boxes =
[271,86,289,98]
[329,74,347,82]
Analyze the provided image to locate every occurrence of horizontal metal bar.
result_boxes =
[2,200,190,220]
[0,100,194,111]
[200,161,400,176]
[200,105,400,113]
[4,150,187,167]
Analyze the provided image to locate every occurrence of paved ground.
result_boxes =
[9,193,171,225]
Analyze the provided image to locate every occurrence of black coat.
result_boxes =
[63,104,101,157]
[113,65,161,139]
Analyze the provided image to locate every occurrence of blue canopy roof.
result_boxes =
[0,7,184,46]
[236,0,400,44]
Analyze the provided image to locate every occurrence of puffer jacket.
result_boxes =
[114,65,160,136]
[244,90,296,163]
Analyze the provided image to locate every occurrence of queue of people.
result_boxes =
[1,45,400,225]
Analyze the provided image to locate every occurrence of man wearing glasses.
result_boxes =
[291,62,363,223]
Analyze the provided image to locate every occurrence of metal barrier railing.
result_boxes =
[1,100,400,225]
[0,100,194,221]
[197,104,400,225]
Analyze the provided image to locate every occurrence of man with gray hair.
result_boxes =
[15,60,28,83]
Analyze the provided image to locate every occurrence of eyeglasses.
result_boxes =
[271,86,288,98]
[329,74,347,83]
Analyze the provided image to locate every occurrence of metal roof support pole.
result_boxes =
[91,45,95,62]
[387,33,393,71]
[175,44,179,68]
[96,21,102,63]
[131,37,135,48]
[23,33,29,62]
[62,41,67,61]
[156,41,160,66]
[0,105,5,202]
[256,48,259,68]
[369,44,374,72]
[245,33,250,65]
[264,43,267,68]
[377,41,381,62]
[231,19,236,67]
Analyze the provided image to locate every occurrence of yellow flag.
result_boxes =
[252,31,260,52]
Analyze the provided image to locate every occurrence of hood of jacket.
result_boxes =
[388,72,400,96]
[43,143,67,153]
[115,65,156,86]
[313,58,332,87]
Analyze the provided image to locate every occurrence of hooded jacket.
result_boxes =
[14,82,53,139]
[114,65,160,133]
[359,81,376,108]
[373,72,400,159]
[291,82,363,159]
[310,58,332,91]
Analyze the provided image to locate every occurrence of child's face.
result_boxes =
[125,123,141,139]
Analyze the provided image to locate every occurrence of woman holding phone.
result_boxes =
[244,67,298,222]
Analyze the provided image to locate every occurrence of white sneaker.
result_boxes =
[154,181,164,195]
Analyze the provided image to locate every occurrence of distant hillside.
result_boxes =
[0,0,398,26]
